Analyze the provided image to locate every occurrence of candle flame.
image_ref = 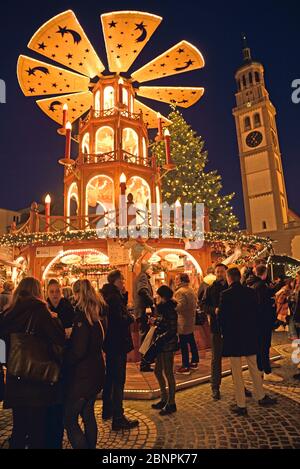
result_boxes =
[45,194,51,204]
[63,103,68,111]
[164,128,170,137]
[65,121,72,130]
[120,173,127,183]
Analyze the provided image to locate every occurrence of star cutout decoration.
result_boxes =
[57,26,68,37]
[135,21,146,31]
[178,48,185,54]
[38,42,47,50]
[109,21,117,28]
[29,87,35,93]
[117,44,123,49]
[26,68,36,76]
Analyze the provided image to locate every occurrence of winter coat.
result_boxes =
[133,272,154,320]
[101,283,134,354]
[247,275,276,330]
[219,282,259,357]
[65,308,105,401]
[202,280,228,334]
[47,297,75,329]
[155,300,178,353]
[174,284,197,335]
[275,287,291,323]
[0,295,65,408]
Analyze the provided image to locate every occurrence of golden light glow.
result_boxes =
[61,254,82,265]
[17,55,90,97]
[27,10,105,78]
[134,99,172,129]
[36,91,93,125]
[101,11,162,73]
[131,40,205,83]
[120,173,127,183]
[137,86,205,108]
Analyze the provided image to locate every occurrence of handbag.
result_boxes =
[7,313,63,384]
[139,326,157,356]
[195,308,207,326]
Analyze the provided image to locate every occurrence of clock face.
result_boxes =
[246,131,263,148]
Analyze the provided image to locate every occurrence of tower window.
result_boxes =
[237,79,241,91]
[249,72,253,85]
[122,87,129,108]
[82,132,90,154]
[94,90,100,114]
[254,113,261,127]
[244,116,251,131]
[242,75,247,88]
[95,126,114,155]
[255,71,260,83]
[104,86,115,110]
[262,221,267,230]
[122,128,139,160]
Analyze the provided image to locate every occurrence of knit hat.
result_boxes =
[157,285,173,301]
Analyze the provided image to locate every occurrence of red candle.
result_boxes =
[65,121,72,159]
[119,173,127,228]
[157,112,163,137]
[62,103,68,128]
[118,77,124,105]
[164,128,171,165]
[45,194,51,232]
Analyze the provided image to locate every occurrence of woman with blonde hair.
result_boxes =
[64,279,106,449]
[0,277,65,448]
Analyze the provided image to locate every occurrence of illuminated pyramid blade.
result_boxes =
[134,99,171,129]
[28,10,104,78]
[136,86,204,108]
[101,11,162,72]
[36,91,93,125]
[17,55,90,97]
[131,41,205,83]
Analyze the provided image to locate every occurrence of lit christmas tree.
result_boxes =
[154,109,239,232]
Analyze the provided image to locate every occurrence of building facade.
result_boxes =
[233,37,300,258]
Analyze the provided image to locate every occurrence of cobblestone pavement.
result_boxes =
[1,338,300,449]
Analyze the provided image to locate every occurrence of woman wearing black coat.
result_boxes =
[0,277,65,449]
[64,279,106,449]
[151,285,178,416]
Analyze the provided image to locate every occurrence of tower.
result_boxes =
[233,36,289,235]
[64,75,159,230]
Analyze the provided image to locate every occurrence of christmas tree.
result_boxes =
[154,109,239,232]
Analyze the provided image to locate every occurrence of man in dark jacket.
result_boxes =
[219,268,277,416]
[101,270,139,431]
[202,263,228,400]
[247,265,283,382]
[133,263,155,372]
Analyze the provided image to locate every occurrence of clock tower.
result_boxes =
[232,36,289,235]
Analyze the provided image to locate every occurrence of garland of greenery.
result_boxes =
[0,227,272,250]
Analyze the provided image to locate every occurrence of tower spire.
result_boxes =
[242,33,252,63]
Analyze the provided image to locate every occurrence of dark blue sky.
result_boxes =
[0,0,299,227]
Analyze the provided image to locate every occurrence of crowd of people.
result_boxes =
[0,261,299,448]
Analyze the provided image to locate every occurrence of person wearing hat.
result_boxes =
[151,285,178,415]
[133,262,155,372]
